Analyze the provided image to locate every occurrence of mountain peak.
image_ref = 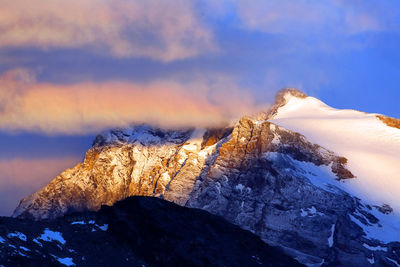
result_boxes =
[267,88,308,119]
[277,88,308,99]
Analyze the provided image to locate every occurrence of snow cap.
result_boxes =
[267,88,308,119]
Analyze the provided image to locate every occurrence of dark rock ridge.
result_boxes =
[0,196,302,266]
[12,89,400,266]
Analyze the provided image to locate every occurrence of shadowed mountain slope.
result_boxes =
[1,196,302,267]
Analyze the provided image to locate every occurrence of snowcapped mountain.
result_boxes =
[270,89,400,214]
[12,89,400,266]
[269,89,400,243]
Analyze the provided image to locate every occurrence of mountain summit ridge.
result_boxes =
[269,90,400,214]
[267,88,308,119]
[12,89,400,266]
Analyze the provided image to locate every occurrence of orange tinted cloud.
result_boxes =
[0,156,80,215]
[0,69,263,134]
[0,0,215,61]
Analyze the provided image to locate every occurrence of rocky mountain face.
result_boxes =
[12,89,400,266]
[1,196,302,266]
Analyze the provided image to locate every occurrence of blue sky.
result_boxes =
[0,0,399,215]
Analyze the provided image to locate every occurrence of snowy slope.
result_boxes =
[269,92,400,242]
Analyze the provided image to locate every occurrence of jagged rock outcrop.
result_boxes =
[12,89,400,266]
[13,115,352,221]
[377,115,400,130]
[13,126,229,220]
[1,196,302,266]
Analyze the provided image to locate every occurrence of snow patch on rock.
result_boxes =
[51,255,75,266]
[386,257,400,267]
[349,208,400,244]
[328,224,335,247]
[300,206,324,217]
[20,246,30,252]
[38,229,66,245]
[33,238,42,247]
[363,243,387,252]
[98,224,108,231]
[234,184,245,192]
[7,232,27,241]
[71,221,85,225]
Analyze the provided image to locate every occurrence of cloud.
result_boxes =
[232,0,395,35]
[0,156,80,216]
[0,69,264,134]
[0,0,215,62]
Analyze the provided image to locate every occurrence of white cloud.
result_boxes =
[227,0,396,35]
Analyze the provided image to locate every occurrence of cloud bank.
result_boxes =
[0,69,263,134]
[0,0,215,61]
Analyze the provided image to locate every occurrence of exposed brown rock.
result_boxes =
[13,117,354,220]
[201,127,233,149]
[377,115,400,130]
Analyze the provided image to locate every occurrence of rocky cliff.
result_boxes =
[13,89,400,266]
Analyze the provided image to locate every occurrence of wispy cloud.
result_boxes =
[0,0,215,62]
[0,69,264,134]
[232,0,396,35]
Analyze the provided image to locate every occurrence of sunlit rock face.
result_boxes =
[13,126,208,219]
[13,89,400,266]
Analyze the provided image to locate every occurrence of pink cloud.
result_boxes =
[0,0,215,61]
[0,69,264,134]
